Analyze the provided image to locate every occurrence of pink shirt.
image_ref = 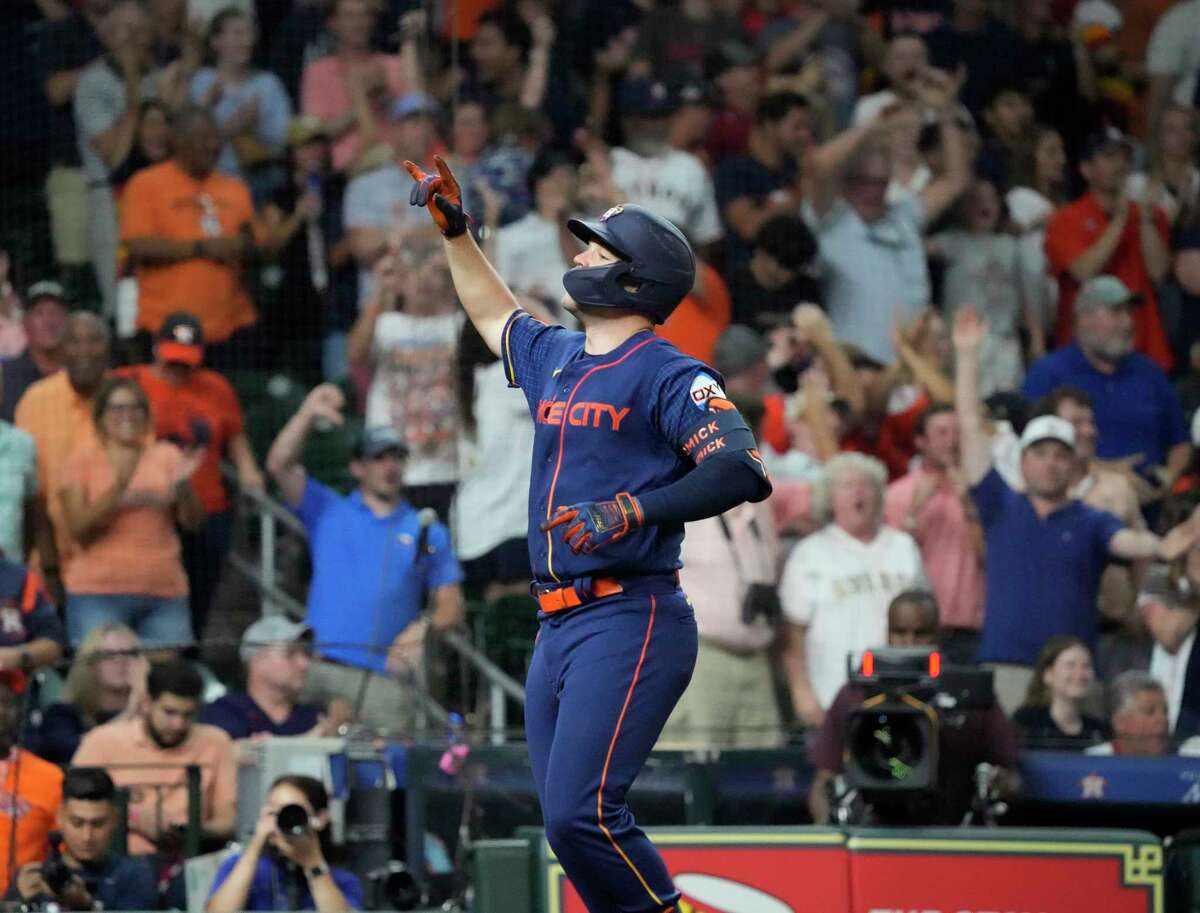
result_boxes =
[300,54,408,172]
[884,467,985,630]
[679,501,779,653]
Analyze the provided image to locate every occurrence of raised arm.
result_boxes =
[952,307,993,485]
[265,384,346,507]
[1110,507,1200,562]
[405,156,519,356]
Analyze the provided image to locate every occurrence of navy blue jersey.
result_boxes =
[500,310,745,583]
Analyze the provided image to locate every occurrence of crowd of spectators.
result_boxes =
[0,0,1198,905]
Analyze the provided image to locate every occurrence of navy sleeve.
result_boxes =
[1156,369,1190,449]
[1092,506,1126,557]
[1021,356,1056,401]
[649,358,734,450]
[498,309,579,392]
[970,467,1010,526]
[32,703,85,766]
[24,581,66,649]
[199,698,250,740]
[206,854,240,901]
[333,867,366,910]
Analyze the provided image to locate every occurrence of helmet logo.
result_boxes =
[600,204,625,221]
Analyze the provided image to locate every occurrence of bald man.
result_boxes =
[15,313,110,601]
[807,590,1018,825]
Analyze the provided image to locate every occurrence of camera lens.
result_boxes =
[849,711,926,782]
[276,804,310,837]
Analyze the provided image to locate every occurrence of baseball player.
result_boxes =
[405,156,771,913]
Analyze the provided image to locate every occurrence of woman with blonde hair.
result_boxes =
[34,623,147,764]
[1013,634,1109,750]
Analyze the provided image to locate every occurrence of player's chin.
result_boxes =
[560,292,579,315]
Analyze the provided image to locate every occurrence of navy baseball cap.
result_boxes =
[1081,126,1134,160]
[157,312,204,366]
[618,77,676,118]
[355,425,409,459]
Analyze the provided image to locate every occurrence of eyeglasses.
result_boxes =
[104,402,147,415]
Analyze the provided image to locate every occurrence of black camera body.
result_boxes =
[740,582,783,625]
[842,647,995,794]
[276,803,311,837]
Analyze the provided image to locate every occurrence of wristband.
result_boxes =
[307,865,329,880]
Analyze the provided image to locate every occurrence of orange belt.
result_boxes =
[535,577,624,614]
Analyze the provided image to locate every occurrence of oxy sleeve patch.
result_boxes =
[688,372,726,410]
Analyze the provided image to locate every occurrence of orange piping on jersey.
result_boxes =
[543,335,655,581]
[597,594,663,908]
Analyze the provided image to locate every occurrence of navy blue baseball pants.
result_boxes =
[525,585,697,913]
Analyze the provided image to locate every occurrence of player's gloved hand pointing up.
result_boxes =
[404,154,470,238]
[542,493,643,555]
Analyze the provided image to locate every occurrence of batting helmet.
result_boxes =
[562,203,696,324]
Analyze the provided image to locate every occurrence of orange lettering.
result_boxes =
[548,401,565,425]
[568,402,590,426]
[607,405,631,431]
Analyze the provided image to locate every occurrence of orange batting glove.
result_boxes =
[404,154,470,238]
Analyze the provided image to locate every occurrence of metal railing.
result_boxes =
[223,467,525,744]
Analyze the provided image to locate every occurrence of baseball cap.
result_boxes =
[1075,275,1141,312]
[286,114,328,146]
[673,80,714,109]
[25,279,67,307]
[391,92,439,121]
[354,425,409,459]
[618,77,676,119]
[712,325,767,377]
[1081,125,1133,160]
[1020,414,1076,452]
[156,311,204,366]
[703,39,758,81]
[240,616,313,663]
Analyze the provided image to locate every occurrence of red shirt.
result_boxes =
[1044,193,1173,371]
[118,365,245,513]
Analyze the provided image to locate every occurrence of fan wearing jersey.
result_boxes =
[406,156,771,913]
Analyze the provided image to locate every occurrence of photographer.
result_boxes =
[807,590,1019,826]
[206,775,362,912]
[8,767,156,911]
[660,444,784,748]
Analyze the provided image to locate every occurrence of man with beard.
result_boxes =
[266,388,464,734]
[0,680,62,893]
[73,660,236,855]
[956,307,1200,714]
[1023,275,1191,507]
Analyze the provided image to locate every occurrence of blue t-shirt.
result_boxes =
[972,468,1124,665]
[1022,342,1189,466]
[296,480,462,672]
[500,311,741,583]
[208,853,364,911]
[200,692,321,740]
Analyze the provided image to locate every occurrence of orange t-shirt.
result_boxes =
[57,440,188,598]
[0,750,63,893]
[120,160,257,343]
[656,262,732,365]
[14,371,100,568]
[72,717,235,856]
[1044,193,1173,371]
[118,365,245,513]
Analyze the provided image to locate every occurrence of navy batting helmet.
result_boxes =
[562,203,696,324]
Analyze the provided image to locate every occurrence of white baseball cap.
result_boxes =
[1020,415,1076,452]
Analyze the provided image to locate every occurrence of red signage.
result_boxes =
[544,829,1162,913]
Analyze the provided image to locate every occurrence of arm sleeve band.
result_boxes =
[637,451,771,526]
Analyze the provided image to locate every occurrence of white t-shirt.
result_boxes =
[779,523,926,709]
[1147,0,1200,109]
[1005,185,1060,338]
[366,310,466,486]
[494,211,570,303]
[852,90,898,127]
[610,147,724,246]
[1150,628,1196,731]
[452,360,534,560]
